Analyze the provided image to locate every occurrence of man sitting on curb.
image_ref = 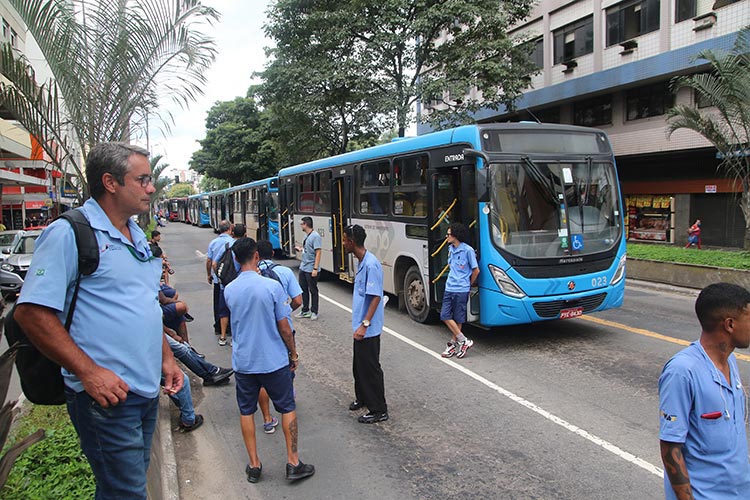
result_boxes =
[164,327,234,386]
[164,370,204,432]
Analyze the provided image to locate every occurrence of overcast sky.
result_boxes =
[149,0,272,177]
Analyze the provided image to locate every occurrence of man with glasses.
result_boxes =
[294,216,321,320]
[16,142,183,499]
[440,222,479,359]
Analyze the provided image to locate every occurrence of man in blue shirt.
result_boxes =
[224,237,315,483]
[658,282,750,500]
[294,216,321,320]
[206,219,234,341]
[440,223,479,359]
[257,239,302,434]
[343,224,388,424]
[15,142,183,500]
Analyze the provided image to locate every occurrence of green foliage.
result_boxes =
[198,176,229,193]
[0,0,218,198]
[1,406,94,499]
[667,26,750,248]
[167,183,196,198]
[627,243,750,270]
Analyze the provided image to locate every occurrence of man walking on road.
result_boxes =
[658,282,750,500]
[224,237,315,483]
[15,142,183,499]
[295,216,321,320]
[207,220,233,338]
[343,224,388,424]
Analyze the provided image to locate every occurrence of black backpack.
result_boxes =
[216,242,238,286]
[4,209,99,405]
[259,261,281,283]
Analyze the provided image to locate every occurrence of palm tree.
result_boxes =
[667,26,750,248]
[136,154,171,230]
[0,0,218,199]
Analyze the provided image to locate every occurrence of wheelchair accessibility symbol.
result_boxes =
[571,234,584,251]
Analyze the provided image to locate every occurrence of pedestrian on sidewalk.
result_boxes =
[685,219,702,249]
[207,220,234,338]
[658,282,750,499]
[295,216,321,320]
[440,222,479,359]
[256,239,303,434]
[343,224,388,424]
[15,142,183,499]
[224,237,315,483]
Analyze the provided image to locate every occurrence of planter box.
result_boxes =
[627,257,750,290]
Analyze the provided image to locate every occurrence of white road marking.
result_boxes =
[195,250,207,259]
[320,292,664,478]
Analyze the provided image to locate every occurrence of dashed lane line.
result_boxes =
[319,292,663,478]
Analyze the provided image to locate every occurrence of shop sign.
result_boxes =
[25,200,46,209]
[704,184,717,193]
[62,186,78,198]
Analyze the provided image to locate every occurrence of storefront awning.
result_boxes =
[0,169,48,187]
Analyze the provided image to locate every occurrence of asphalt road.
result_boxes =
[154,222,748,500]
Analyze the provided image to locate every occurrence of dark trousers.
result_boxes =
[353,335,387,414]
[298,270,319,314]
[212,283,221,333]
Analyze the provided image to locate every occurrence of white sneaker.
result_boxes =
[456,339,474,359]
[310,313,318,321]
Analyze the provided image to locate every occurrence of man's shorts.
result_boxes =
[217,288,230,319]
[440,291,469,323]
[161,303,182,331]
[235,366,295,416]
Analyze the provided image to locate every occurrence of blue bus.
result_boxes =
[218,177,281,251]
[187,193,211,227]
[278,123,625,326]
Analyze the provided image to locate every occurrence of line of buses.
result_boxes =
[164,123,627,327]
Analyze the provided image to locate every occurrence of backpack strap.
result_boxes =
[59,209,99,330]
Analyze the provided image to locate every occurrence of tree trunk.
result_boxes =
[741,189,750,250]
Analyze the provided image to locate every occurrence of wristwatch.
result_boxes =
[362,319,371,328]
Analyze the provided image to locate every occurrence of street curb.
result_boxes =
[147,395,179,500]
[626,257,750,291]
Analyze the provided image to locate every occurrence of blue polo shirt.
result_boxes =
[445,242,478,293]
[224,270,292,374]
[207,233,234,283]
[299,230,321,272]
[352,251,384,338]
[260,259,302,331]
[18,199,164,397]
[658,342,750,499]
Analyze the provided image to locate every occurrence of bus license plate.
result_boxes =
[559,307,583,319]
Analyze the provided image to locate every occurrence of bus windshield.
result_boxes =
[489,159,621,258]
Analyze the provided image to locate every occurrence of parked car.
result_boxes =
[0,230,24,260]
[0,230,42,300]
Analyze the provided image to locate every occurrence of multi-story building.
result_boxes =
[420,0,749,247]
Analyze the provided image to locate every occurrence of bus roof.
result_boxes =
[224,176,278,194]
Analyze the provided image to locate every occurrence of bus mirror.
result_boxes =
[462,148,490,169]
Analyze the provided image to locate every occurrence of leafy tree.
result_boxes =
[189,96,279,184]
[0,0,218,198]
[261,0,537,139]
[198,176,229,193]
[667,27,750,248]
[166,183,195,198]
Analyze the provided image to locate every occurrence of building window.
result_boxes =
[9,28,16,48]
[531,37,544,69]
[675,0,696,22]
[2,19,8,39]
[695,89,712,108]
[573,96,612,127]
[606,0,660,46]
[553,16,594,64]
[625,81,675,120]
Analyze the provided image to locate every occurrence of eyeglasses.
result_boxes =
[135,174,154,188]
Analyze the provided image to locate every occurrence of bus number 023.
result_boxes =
[591,276,607,287]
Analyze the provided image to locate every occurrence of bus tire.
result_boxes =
[404,265,432,323]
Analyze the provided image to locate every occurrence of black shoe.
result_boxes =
[358,411,388,424]
[245,463,262,483]
[203,367,234,386]
[286,460,315,481]
[184,313,194,322]
[349,400,365,411]
[179,414,204,432]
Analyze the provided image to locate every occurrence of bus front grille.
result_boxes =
[532,293,607,318]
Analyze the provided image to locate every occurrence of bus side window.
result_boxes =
[393,155,428,217]
[358,161,389,215]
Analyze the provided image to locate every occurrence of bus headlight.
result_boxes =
[611,254,627,285]
[488,265,526,298]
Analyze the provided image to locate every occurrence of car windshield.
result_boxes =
[14,235,39,254]
[0,234,16,246]
[489,159,621,258]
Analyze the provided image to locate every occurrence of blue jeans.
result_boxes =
[166,334,217,379]
[65,388,158,500]
[165,372,195,425]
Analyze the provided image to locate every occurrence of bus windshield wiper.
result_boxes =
[520,156,558,206]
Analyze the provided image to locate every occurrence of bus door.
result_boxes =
[331,175,352,281]
[279,180,295,256]
[258,186,269,241]
[239,190,248,227]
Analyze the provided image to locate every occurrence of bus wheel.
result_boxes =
[404,266,430,323]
